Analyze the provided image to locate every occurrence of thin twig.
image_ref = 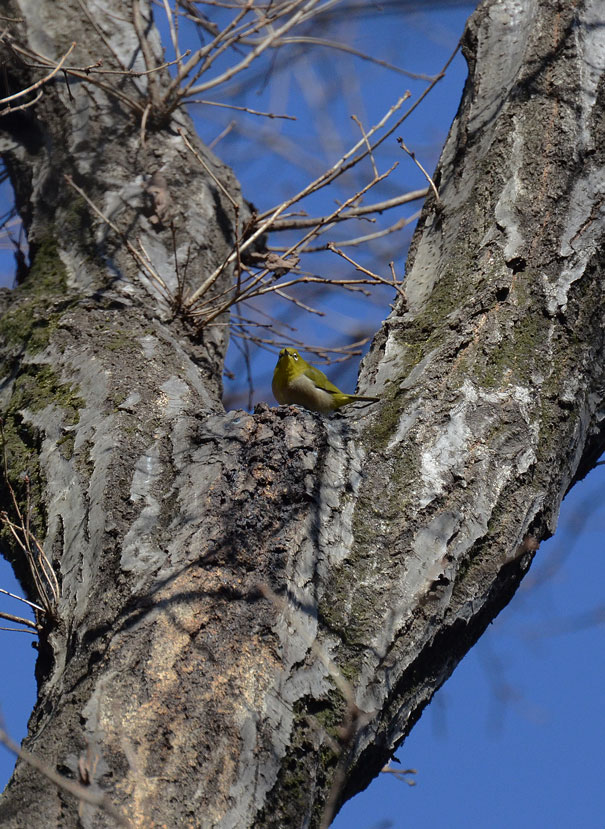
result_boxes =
[132,0,161,106]
[295,211,419,251]
[0,587,44,612]
[177,127,239,209]
[0,610,38,630]
[64,175,171,303]
[161,0,180,62]
[139,101,152,147]
[0,88,42,115]
[327,243,406,297]
[397,136,441,205]
[0,41,75,107]
[381,763,417,785]
[275,35,436,81]
[7,41,146,114]
[208,119,235,149]
[189,98,296,120]
[183,0,323,96]
[269,189,427,230]
[1,515,53,612]
[351,114,377,178]
[0,728,131,827]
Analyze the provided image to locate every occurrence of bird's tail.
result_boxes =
[350,394,379,403]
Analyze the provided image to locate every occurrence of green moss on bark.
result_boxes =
[0,414,47,566]
[479,316,550,388]
[0,235,75,355]
[23,236,68,296]
[1,363,84,558]
[257,697,341,828]
[10,364,84,425]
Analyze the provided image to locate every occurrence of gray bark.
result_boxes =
[0,1,604,827]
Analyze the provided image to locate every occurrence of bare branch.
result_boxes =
[0,587,44,613]
[269,189,427,230]
[132,0,161,106]
[0,610,38,630]
[182,0,326,96]
[64,175,172,304]
[190,98,296,120]
[381,763,417,785]
[161,0,180,62]
[398,136,441,205]
[327,242,406,297]
[275,35,436,80]
[177,127,239,210]
[295,210,419,251]
[0,88,42,115]
[0,728,131,827]
[208,119,236,149]
[351,114,377,179]
[186,93,410,306]
[7,41,146,114]
[0,41,75,111]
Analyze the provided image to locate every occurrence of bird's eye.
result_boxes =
[293,353,298,360]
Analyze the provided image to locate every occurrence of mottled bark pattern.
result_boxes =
[0,1,604,828]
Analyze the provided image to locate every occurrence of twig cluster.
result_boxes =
[0,1,455,366]
[1,1,426,122]
[62,78,440,354]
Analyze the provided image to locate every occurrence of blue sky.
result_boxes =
[333,464,605,829]
[1,3,604,827]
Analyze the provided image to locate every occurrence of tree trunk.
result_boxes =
[1,1,604,827]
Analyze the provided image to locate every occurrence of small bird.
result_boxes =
[272,347,379,414]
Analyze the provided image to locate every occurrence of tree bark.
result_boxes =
[1,1,604,828]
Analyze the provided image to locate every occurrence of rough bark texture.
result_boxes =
[1,1,604,827]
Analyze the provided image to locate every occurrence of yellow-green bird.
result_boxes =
[272,347,379,414]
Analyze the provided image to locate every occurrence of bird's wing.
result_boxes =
[303,364,342,395]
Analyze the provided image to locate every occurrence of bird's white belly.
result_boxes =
[278,373,335,413]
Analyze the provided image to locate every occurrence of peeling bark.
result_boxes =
[0,1,604,828]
